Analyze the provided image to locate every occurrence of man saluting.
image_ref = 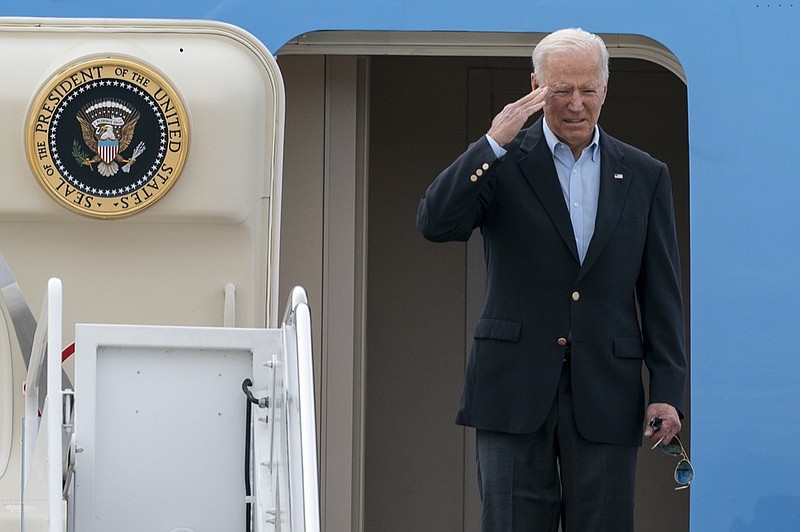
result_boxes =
[417,27,687,532]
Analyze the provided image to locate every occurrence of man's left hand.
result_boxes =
[644,403,681,446]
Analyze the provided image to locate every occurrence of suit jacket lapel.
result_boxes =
[517,120,580,264]
[578,131,632,280]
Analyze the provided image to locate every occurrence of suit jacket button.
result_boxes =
[557,337,568,346]
[470,174,478,182]
[571,291,580,301]
[482,163,490,170]
[476,168,484,176]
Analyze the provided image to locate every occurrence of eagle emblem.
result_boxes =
[75,98,146,177]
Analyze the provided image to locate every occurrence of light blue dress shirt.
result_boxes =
[485,119,601,264]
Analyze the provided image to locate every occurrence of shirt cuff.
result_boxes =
[485,134,507,159]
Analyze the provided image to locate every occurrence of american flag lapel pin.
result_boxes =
[614,173,624,180]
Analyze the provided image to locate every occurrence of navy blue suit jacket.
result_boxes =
[417,118,687,446]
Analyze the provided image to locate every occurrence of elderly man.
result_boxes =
[416,28,687,531]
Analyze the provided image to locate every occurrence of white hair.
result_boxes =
[532,28,609,85]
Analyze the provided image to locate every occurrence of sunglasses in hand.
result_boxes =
[649,416,695,490]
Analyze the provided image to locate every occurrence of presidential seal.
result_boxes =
[26,56,190,218]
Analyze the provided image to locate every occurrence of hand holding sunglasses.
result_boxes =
[649,416,695,490]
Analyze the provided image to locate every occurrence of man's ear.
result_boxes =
[531,73,539,91]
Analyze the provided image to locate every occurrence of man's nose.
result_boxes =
[567,90,584,108]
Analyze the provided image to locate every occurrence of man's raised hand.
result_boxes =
[486,86,548,147]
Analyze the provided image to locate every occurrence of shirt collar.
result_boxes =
[542,117,601,162]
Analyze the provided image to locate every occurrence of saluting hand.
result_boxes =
[486,86,548,147]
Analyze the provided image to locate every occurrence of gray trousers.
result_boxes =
[476,361,638,532]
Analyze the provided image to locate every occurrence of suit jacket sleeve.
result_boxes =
[637,162,687,416]
[416,136,498,242]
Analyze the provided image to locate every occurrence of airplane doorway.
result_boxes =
[277,38,690,532]
[365,53,690,531]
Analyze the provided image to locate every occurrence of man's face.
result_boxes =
[532,49,607,157]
